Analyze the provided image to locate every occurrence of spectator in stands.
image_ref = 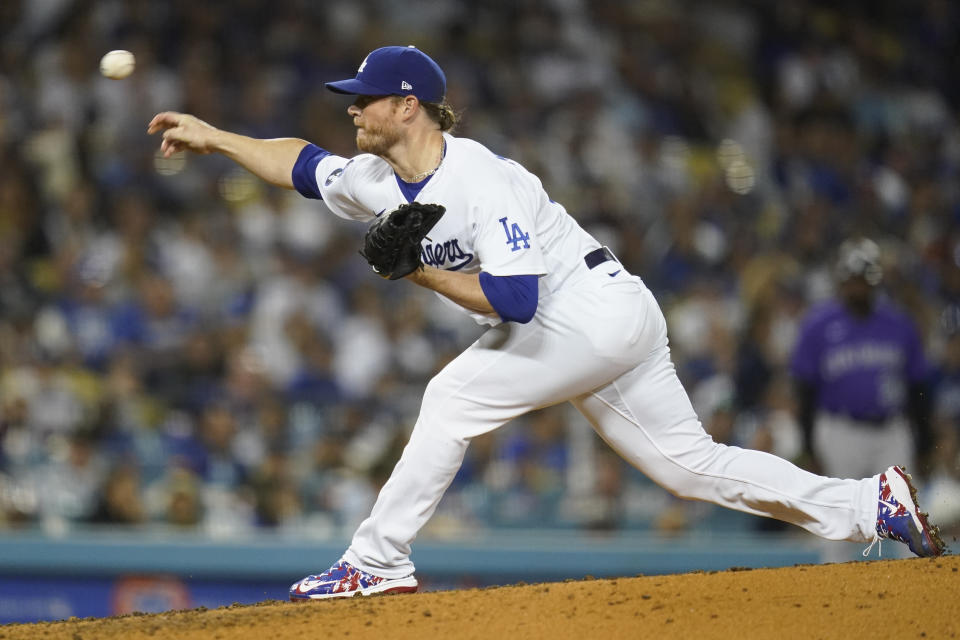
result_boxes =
[89,462,146,525]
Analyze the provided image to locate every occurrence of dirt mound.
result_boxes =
[3,555,957,639]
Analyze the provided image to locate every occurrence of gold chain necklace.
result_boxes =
[408,140,446,182]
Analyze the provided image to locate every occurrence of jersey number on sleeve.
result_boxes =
[499,217,531,252]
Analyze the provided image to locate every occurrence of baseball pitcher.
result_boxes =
[148,46,945,600]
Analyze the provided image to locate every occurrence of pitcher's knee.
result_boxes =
[419,373,511,441]
[419,375,454,418]
[421,368,469,410]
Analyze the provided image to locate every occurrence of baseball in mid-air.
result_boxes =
[99,49,135,79]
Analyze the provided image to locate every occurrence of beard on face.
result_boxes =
[356,121,401,155]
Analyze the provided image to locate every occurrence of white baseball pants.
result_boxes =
[344,269,879,578]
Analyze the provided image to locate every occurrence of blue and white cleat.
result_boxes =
[289,559,418,601]
[867,465,946,558]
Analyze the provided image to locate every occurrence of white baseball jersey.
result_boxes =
[308,133,601,324]
[295,132,881,578]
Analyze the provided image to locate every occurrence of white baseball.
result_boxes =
[100,50,136,80]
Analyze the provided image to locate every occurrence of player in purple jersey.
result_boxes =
[791,238,932,482]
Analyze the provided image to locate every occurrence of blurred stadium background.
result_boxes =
[1,0,959,623]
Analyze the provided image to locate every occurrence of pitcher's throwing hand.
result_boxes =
[147,112,220,157]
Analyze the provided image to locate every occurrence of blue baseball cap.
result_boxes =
[325,46,446,103]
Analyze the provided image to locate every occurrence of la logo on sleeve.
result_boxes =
[499,217,531,252]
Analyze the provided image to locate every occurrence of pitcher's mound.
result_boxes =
[3,556,957,639]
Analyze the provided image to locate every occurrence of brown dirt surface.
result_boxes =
[2,556,957,640]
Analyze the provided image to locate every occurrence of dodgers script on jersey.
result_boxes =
[303,133,601,325]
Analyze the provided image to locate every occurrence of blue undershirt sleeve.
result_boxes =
[291,143,332,199]
[478,272,539,324]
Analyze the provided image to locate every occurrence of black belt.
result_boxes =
[584,246,616,269]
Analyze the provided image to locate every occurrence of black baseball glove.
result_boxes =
[359,202,446,280]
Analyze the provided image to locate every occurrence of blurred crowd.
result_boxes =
[0,0,958,541]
